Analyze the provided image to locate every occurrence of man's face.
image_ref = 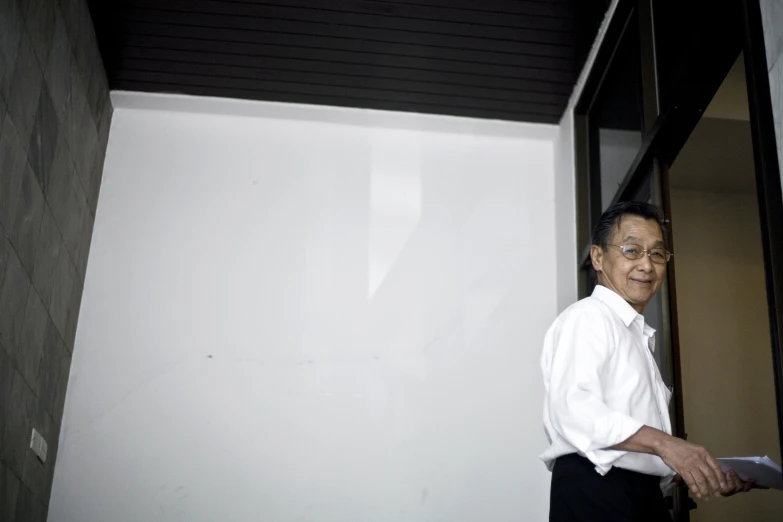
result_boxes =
[590,215,667,313]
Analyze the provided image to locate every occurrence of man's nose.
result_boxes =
[637,253,654,271]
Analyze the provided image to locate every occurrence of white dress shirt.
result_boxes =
[540,285,674,478]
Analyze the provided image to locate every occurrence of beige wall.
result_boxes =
[670,189,783,521]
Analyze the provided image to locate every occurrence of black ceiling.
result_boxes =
[87,1,608,124]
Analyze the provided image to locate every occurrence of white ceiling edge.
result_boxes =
[109,90,559,142]
[561,0,622,121]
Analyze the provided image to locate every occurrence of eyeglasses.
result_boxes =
[608,244,673,264]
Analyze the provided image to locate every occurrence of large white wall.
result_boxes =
[48,93,560,522]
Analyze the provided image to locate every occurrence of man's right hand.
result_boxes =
[613,426,727,500]
[657,436,727,500]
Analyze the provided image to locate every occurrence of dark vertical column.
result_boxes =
[0,0,113,519]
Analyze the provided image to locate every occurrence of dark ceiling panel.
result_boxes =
[117,58,569,104]
[118,46,576,93]
[121,24,577,69]
[88,0,608,124]
[118,35,576,83]
[121,8,574,47]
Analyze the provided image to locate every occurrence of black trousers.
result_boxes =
[550,454,671,522]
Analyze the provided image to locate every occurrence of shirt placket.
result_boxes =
[637,321,672,435]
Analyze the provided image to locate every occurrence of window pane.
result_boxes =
[635,176,672,387]
[654,0,712,114]
[588,9,645,212]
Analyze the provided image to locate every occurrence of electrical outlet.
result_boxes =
[29,428,48,463]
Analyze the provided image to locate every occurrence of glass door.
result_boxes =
[573,1,783,519]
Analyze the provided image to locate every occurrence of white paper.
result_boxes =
[717,456,783,490]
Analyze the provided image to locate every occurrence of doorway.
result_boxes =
[573,1,783,519]
[667,53,783,521]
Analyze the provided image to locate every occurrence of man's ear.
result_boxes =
[590,244,603,274]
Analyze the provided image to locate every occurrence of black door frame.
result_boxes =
[741,0,783,465]
[573,0,783,518]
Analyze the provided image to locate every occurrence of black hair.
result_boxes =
[591,201,669,250]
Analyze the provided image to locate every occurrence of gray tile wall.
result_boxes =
[0,0,111,520]
[761,0,783,190]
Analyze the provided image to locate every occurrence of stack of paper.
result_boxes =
[717,456,783,490]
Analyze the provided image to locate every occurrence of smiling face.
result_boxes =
[590,215,667,313]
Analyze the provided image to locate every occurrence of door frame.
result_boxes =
[741,0,783,462]
[573,0,783,518]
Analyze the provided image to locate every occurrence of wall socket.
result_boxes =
[30,428,48,463]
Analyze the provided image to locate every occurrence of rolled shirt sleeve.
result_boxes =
[545,306,644,474]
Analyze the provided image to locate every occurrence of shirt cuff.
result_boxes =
[583,415,645,475]
[585,448,631,476]
[593,413,645,450]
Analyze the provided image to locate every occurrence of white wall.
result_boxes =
[48,93,560,522]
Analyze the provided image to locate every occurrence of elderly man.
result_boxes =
[541,201,754,521]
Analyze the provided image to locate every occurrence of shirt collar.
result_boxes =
[592,285,658,352]
[592,285,640,326]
